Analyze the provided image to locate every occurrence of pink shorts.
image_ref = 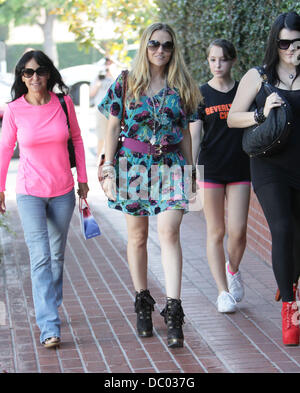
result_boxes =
[197,180,251,189]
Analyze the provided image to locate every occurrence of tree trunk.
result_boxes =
[40,11,59,67]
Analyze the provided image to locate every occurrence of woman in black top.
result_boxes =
[191,39,250,314]
[228,12,300,347]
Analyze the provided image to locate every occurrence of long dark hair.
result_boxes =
[11,50,69,101]
[264,12,300,85]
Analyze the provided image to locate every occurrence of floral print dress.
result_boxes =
[98,73,192,216]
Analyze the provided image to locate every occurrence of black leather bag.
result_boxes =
[242,68,292,158]
[57,93,76,168]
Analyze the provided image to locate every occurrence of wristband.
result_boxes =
[102,166,115,174]
[254,108,266,124]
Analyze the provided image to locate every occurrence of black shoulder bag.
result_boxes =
[242,66,292,158]
[57,93,76,168]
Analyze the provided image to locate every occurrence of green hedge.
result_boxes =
[6,42,103,72]
[156,0,300,83]
[5,38,138,73]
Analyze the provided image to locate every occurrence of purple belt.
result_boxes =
[122,137,180,156]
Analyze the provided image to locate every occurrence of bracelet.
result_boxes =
[102,165,115,173]
[254,108,266,124]
[98,161,114,168]
[103,173,115,180]
[102,169,115,179]
[103,160,114,166]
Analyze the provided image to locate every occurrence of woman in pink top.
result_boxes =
[0,50,89,348]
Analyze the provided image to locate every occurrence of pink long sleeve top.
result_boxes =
[0,91,88,197]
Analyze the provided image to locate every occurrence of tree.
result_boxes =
[0,0,158,67]
[105,0,158,63]
[56,0,158,65]
[0,0,68,66]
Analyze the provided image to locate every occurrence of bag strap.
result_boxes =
[57,93,70,129]
[79,197,89,211]
[120,70,128,129]
[254,66,268,81]
[254,66,274,95]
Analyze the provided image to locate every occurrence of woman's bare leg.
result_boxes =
[202,187,228,294]
[125,214,149,291]
[157,210,184,299]
[226,184,250,272]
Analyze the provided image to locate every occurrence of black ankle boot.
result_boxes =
[160,298,185,348]
[134,289,156,337]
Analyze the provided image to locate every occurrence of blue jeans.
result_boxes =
[17,189,75,343]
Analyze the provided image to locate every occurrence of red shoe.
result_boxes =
[281,301,299,346]
[275,283,299,302]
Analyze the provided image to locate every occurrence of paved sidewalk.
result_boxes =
[0,159,300,374]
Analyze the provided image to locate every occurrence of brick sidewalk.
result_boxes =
[0,160,299,373]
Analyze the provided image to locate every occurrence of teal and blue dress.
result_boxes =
[98,73,193,216]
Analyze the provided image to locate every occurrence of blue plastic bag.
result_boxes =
[79,198,101,239]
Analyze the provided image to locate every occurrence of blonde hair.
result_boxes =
[127,23,202,115]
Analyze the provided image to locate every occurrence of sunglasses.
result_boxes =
[22,66,49,78]
[147,40,174,52]
[277,38,300,50]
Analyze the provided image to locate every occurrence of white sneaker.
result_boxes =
[226,261,245,303]
[216,291,237,313]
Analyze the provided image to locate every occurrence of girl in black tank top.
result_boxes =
[228,12,300,347]
[190,39,250,314]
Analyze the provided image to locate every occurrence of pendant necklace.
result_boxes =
[280,67,295,80]
[278,66,296,90]
[148,77,167,145]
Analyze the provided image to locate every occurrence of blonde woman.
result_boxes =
[98,23,201,347]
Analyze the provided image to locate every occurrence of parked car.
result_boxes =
[59,57,124,106]
[60,58,108,106]
[0,72,19,158]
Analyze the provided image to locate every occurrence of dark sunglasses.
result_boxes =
[277,38,300,50]
[147,40,174,52]
[22,66,49,78]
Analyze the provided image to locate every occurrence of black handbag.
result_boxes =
[242,67,292,158]
[57,93,76,168]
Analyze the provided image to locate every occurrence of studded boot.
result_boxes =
[134,289,156,337]
[160,298,185,348]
